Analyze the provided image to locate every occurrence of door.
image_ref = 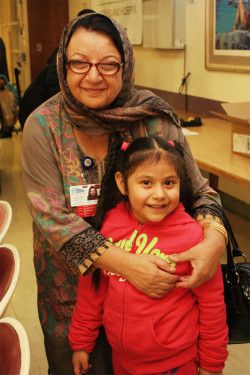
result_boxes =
[27,0,69,80]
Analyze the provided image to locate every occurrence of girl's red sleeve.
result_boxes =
[68,273,108,353]
[193,266,228,372]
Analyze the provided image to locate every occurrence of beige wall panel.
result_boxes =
[133,0,250,103]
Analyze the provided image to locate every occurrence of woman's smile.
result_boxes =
[83,87,106,95]
[66,28,123,109]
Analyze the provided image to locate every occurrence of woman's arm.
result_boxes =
[21,114,105,266]
[95,246,179,298]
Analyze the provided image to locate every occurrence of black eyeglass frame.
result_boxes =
[66,60,124,75]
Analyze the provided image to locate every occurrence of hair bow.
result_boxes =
[121,141,130,151]
[167,140,175,147]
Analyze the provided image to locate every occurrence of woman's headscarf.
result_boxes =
[57,13,178,134]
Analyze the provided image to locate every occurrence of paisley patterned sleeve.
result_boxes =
[21,112,110,274]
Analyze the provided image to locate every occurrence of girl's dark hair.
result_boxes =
[67,14,125,64]
[87,132,123,231]
[87,132,123,288]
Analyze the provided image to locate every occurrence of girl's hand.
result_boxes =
[199,368,223,375]
[169,229,225,288]
[72,350,91,375]
[122,253,180,298]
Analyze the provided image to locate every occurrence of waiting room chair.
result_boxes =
[0,200,12,242]
[0,244,20,316]
[0,317,30,375]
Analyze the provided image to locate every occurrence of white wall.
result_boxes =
[134,0,250,103]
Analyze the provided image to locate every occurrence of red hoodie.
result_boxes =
[69,203,228,374]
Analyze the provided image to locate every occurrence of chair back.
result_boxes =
[0,245,20,316]
[0,201,12,243]
[0,317,30,375]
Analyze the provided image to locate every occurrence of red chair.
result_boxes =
[0,245,20,316]
[0,201,12,243]
[0,317,30,375]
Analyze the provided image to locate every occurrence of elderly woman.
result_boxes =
[22,13,227,375]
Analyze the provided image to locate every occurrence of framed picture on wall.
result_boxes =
[205,0,250,73]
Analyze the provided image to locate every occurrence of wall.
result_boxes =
[134,0,250,103]
[68,0,91,20]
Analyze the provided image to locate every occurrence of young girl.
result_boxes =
[69,136,228,375]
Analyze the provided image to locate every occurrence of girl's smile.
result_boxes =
[116,159,180,225]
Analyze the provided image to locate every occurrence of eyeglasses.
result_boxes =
[67,60,124,75]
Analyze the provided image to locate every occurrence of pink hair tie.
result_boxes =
[167,140,175,147]
[121,141,130,151]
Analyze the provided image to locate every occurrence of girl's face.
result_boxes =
[66,28,123,109]
[115,158,180,224]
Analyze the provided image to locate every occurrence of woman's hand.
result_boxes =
[96,246,179,298]
[169,228,226,289]
[72,350,91,375]
[123,253,180,298]
[199,368,222,375]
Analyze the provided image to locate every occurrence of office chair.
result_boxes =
[0,200,12,242]
[0,317,30,375]
[0,244,20,316]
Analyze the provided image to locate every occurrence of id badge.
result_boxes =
[70,184,100,218]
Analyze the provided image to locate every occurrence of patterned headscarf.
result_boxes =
[57,13,178,134]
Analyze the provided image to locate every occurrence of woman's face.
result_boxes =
[66,28,123,109]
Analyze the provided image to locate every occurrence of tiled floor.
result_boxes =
[0,132,249,375]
